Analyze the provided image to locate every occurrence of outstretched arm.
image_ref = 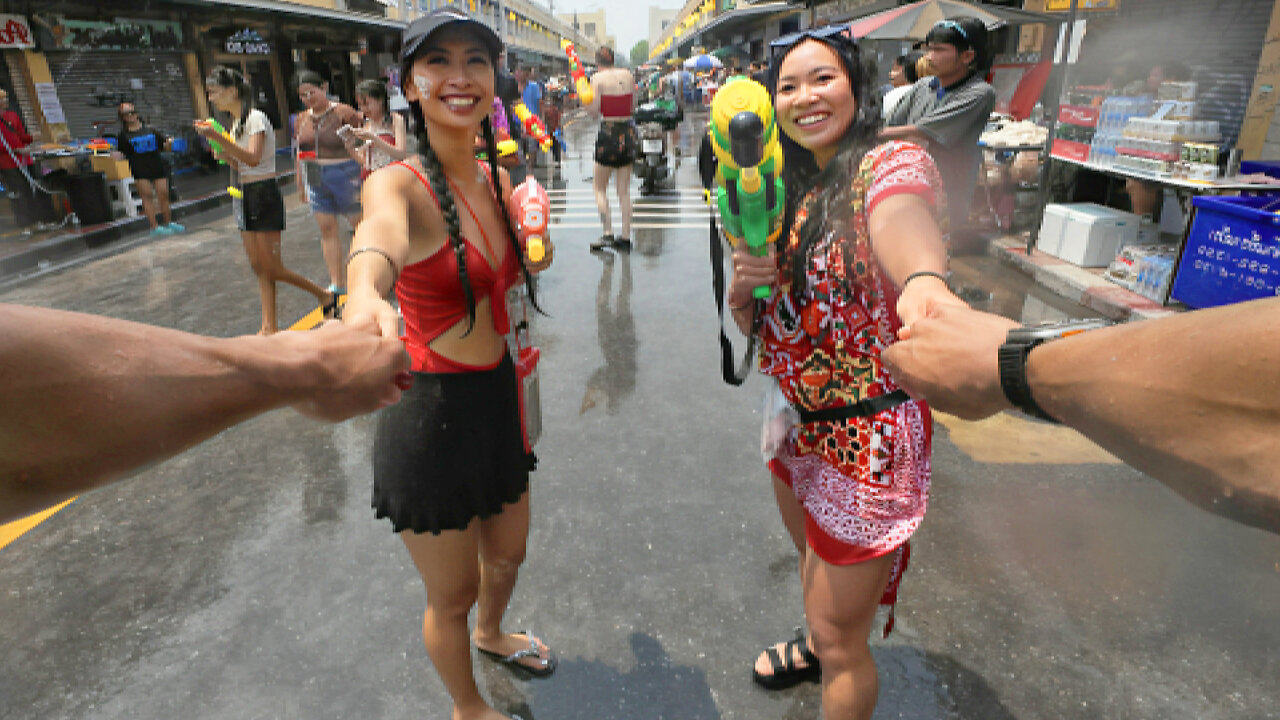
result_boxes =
[0,305,410,523]
[882,300,1280,533]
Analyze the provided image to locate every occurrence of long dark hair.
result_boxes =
[400,26,539,334]
[767,32,881,295]
[206,66,254,139]
[902,50,928,84]
[355,78,389,121]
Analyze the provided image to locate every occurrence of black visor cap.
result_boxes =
[401,8,502,63]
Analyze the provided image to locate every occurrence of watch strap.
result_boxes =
[998,340,1058,422]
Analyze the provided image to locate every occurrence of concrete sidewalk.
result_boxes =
[0,157,296,286]
[986,233,1183,322]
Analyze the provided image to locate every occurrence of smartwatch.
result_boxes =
[998,319,1111,421]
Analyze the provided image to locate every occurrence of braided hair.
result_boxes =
[407,99,478,333]
[480,115,542,314]
[767,32,881,297]
[400,31,540,335]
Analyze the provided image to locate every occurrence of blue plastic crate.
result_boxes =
[1171,194,1280,309]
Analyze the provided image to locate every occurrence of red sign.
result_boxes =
[1051,139,1091,163]
[0,15,34,48]
[1058,104,1099,127]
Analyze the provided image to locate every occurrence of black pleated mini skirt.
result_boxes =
[372,353,536,534]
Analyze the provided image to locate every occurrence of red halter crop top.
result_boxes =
[393,160,521,373]
[598,92,634,119]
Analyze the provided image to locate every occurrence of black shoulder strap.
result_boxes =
[709,210,760,386]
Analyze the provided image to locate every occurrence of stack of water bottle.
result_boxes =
[1088,96,1153,168]
[1134,247,1178,301]
[1106,243,1178,302]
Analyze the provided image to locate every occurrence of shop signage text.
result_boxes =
[32,13,183,52]
[225,28,271,55]
[0,15,34,49]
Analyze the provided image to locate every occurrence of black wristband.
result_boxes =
[903,270,947,289]
[998,341,1058,422]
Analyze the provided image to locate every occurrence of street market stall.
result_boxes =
[1031,0,1280,308]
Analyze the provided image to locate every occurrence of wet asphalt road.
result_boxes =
[1,113,1277,720]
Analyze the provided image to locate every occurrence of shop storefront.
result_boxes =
[1035,0,1280,309]
[0,14,39,133]
[18,10,204,144]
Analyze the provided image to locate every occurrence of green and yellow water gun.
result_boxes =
[195,118,234,166]
[709,78,785,299]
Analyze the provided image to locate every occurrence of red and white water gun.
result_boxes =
[506,176,550,263]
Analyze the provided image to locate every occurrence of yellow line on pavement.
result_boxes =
[0,498,75,551]
[0,298,342,552]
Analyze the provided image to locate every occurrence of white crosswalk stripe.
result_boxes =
[547,186,713,230]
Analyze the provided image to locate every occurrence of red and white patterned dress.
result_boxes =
[759,142,943,607]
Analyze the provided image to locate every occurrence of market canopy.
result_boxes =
[709,45,750,60]
[849,0,1060,40]
[685,53,724,71]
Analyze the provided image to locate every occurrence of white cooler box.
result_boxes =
[1038,203,1140,267]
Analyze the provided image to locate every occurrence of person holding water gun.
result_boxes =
[726,28,964,719]
[340,11,556,719]
[515,65,547,167]
[197,66,337,335]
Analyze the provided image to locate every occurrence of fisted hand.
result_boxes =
[883,304,1019,420]
[282,317,412,422]
[729,244,778,308]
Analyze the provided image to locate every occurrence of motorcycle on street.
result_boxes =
[634,101,678,196]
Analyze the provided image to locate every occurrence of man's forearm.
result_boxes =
[1029,298,1280,532]
[0,306,309,521]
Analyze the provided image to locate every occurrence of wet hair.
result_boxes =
[205,66,254,138]
[355,78,389,117]
[294,70,327,91]
[902,50,928,84]
[399,23,539,331]
[596,46,615,67]
[767,31,881,296]
[924,17,989,71]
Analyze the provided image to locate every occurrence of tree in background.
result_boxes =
[630,40,649,68]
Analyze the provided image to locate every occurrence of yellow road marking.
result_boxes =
[0,297,342,552]
[0,498,75,551]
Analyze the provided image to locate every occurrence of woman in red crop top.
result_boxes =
[587,45,637,253]
[341,10,556,720]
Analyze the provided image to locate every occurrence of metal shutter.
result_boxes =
[45,51,196,141]
[1083,0,1271,150]
[3,51,39,133]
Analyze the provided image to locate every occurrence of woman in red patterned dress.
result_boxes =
[729,28,966,720]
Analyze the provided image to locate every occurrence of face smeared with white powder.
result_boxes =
[414,75,433,100]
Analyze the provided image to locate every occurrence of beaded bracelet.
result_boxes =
[347,247,400,287]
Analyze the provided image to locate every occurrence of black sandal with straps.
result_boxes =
[752,627,821,690]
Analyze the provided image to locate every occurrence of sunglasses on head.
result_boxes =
[768,25,854,60]
[931,20,970,42]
